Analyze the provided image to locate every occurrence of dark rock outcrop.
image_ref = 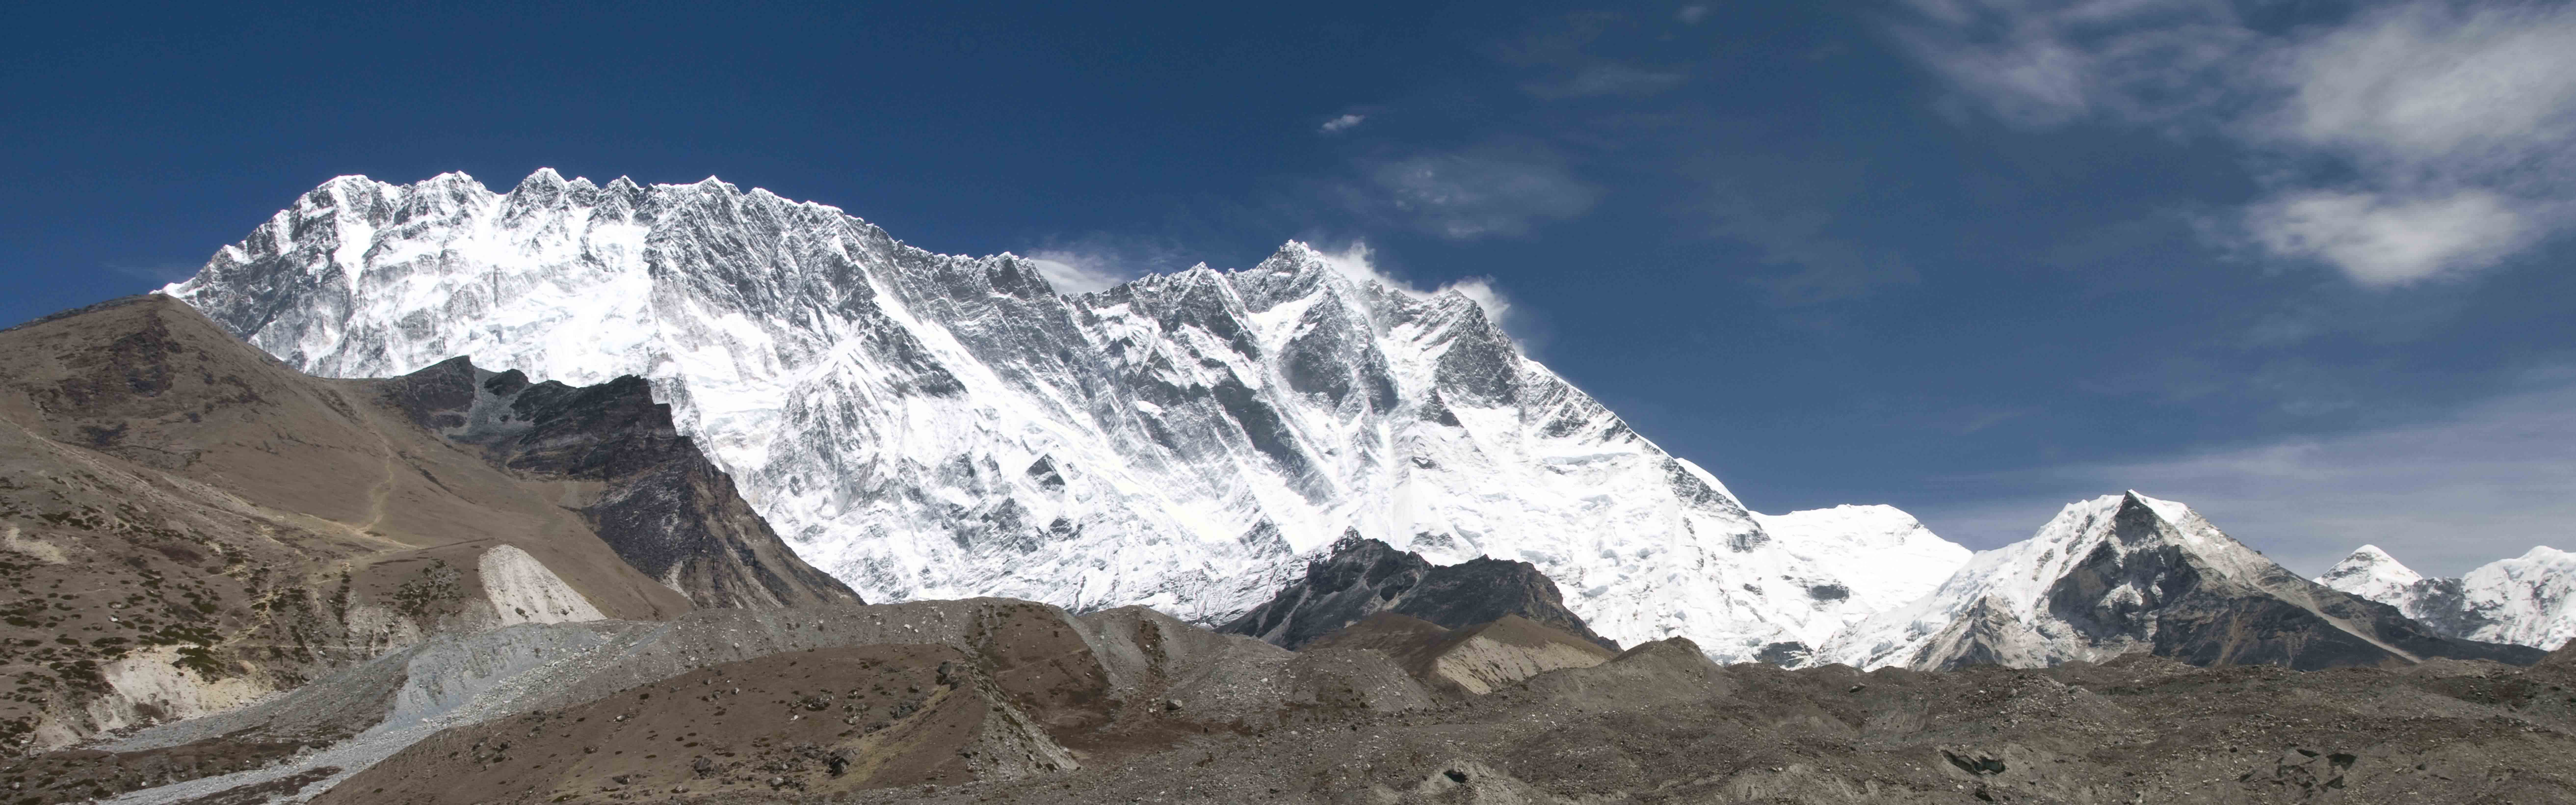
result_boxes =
[380,357,861,610]
[1219,533,1617,651]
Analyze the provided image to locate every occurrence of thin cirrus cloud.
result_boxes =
[1319,113,1366,134]
[1520,63,1687,99]
[1020,236,1207,295]
[1354,141,1603,240]
[1022,251,1133,295]
[1893,0,2576,286]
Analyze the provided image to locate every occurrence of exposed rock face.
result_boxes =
[160,169,1968,658]
[379,357,861,609]
[1218,534,1617,651]
[1823,492,2545,671]
[2318,544,2576,651]
[0,295,827,754]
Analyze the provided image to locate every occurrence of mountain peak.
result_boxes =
[517,166,567,188]
[160,170,1973,661]
[2316,544,2427,602]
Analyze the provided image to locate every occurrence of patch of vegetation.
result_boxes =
[392,559,465,621]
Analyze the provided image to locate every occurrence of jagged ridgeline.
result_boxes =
[160,169,1973,660]
[0,295,853,752]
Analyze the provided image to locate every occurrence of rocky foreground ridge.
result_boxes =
[16,596,2576,805]
[0,295,854,753]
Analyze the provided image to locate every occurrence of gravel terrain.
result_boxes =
[35,601,2576,805]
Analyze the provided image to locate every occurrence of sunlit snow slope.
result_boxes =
[2318,545,2576,651]
[163,169,1967,660]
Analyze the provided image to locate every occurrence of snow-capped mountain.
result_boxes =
[161,169,1965,661]
[2313,544,2425,604]
[2316,545,2576,651]
[1818,492,2542,670]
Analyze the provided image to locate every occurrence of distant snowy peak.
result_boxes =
[1819,492,2542,671]
[161,168,1963,663]
[2315,545,2427,604]
[2323,544,2576,651]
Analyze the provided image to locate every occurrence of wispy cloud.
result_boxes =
[1350,140,1602,239]
[1023,252,1132,295]
[1018,235,1201,295]
[1676,5,1712,25]
[109,261,203,286]
[1522,64,1686,99]
[1319,113,1367,134]
[1306,240,1535,348]
[1893,0,2576,285]
[1498,12,1691,100]
[1710,194,1923,306]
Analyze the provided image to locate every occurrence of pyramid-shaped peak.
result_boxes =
[519,167,567,186]
[2119,490,2196,524]
[2316,543,2427,602]
[1252,241,1334,275]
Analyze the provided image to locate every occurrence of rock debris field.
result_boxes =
[13,598,2576,805]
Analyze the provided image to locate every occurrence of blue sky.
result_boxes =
[5,1,2572,575]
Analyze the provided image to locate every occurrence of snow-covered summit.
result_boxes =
[161,169,1966,661]
[2321,544,2576,651]
[2315,545,2426,604]
[1814,491,2530,670]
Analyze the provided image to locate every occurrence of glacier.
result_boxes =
[162,168,1969,660]
[2317,544,2576,651]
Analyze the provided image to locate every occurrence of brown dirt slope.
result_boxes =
[0,295,702,754]
[314,600,1435,803]
[313,644,1073,804]
[797,641,2576,805]
[1309,612,1617,696]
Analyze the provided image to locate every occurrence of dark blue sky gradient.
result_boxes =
[7,1,2571,572]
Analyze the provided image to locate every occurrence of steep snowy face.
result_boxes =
[2315,545,2426,604]
[161,169,1962,661]
[2326,545,2576,651]
[2460,548,2576,650]
[1751,505,1971,615]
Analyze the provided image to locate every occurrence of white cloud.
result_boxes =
[2246,189,2534,284]
[1892,0,2576,285]
[2266,3,2576,176]
[1320,113,1366,134]
[1889,0,2252,127]
[1024,252,1132,295]
[1359,141,1602,239]
[1677,5,1711,25]
[1307,241,1526,342]
[1919,379,2576,577]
